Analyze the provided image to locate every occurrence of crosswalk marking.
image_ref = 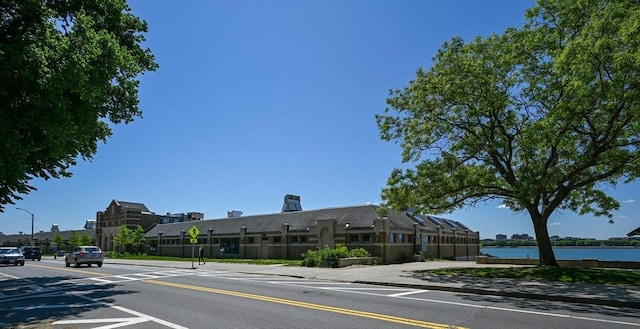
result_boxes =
[2,269,427,302]
[78,269,225,285]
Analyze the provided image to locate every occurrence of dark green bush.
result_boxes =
[302,244,372,267]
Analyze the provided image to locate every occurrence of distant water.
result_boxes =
[481,247,640,262]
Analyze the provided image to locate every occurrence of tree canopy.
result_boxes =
[52,232,64,250]
[376,0,640,266]
[113,225,145,253]
[0,0,158,210]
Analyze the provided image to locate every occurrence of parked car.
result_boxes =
[19,246,41,261]
[65,246,104,268]
[0,247,26,266]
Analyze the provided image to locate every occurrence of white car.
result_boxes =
[65,246,104,268]
[0,247,26,266]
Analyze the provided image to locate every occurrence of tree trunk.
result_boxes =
[531,214,559,266]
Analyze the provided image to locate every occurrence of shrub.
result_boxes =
[348,247,370,258]
[302,244,372,267]
[301,249,321,267]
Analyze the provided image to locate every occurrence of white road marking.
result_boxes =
[388,290,429,297]
[0,271,20,279]
[49,294,189,329]
[54,317,148,329]
[89,277,116,283]
[53,317,146,324]
[210,273,639,327]
[312,286,640,327]
[111,304,189,329]
[268,281,352,285]
[9,266,638,328]
[126,273,159,278]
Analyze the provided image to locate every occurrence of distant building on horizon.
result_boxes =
[496,234,507,241]
[511,233,534,240]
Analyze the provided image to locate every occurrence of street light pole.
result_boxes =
[16,208,34,246]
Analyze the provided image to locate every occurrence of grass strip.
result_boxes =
[417,267,640,285]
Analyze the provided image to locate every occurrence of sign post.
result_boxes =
[189,225,200,269]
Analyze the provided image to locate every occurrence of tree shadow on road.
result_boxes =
[403,271,640,319]
[0,275,138,328]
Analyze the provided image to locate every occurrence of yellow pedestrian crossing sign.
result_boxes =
[189,225,200,239]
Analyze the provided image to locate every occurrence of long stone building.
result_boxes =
[128,195,480,264]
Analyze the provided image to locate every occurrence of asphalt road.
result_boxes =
[1,259,639,329]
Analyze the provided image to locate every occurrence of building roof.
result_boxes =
[628,227,640,237]
[113,200,150,212]
[408,214,473,233]
[1,229,96,245]
[144,204,476,238]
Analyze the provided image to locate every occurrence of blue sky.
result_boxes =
[2,0,638,240]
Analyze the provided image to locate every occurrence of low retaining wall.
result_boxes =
[476,256,640,269]
[338,257,379,267]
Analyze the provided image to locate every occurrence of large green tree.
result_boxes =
[113,225,131,253]
[112,225,145,253]
[130,225,145,253]
[0,0,158,210]
[376,0,640,266]
[52,232,64,250]
[68,230,81,247]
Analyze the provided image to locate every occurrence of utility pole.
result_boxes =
[16,208,34,246]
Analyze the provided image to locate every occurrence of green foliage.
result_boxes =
[113,226,131,251]
[130,225,146,252]
[376,0,640,266]
[348,247,372,258]
[302,244,372,268]
[483,240,538,247]
[113,225,146,252]
[80,232,92,246]
[0,0,158,211]
[107,251,146,259]
[68,231,81,247]
[52,233,65,250]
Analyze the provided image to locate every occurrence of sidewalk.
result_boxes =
[103,258,640,309]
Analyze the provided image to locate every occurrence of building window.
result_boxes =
[390,234,396,243]
[273,236,281,243]
[362,234,371,242]
[291,236,299,243]
[398,234,404,243]
[219,238,239,254]
[300,236,308,243]
[247,237,255,244]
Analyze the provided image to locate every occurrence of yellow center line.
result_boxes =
[144,279,468,329]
